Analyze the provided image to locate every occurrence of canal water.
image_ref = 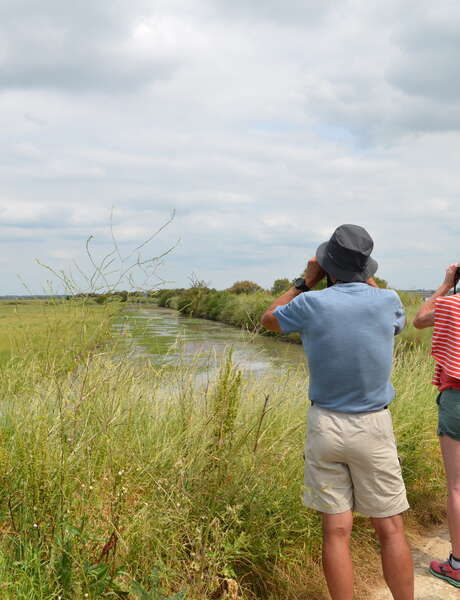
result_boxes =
[114,306,306,375]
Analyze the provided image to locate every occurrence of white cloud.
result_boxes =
[1,1,460,293]
[0,1,184,93]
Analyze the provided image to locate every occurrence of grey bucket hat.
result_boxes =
[316,224,378,283]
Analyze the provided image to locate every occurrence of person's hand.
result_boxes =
[302,256,326,288]
[443,263,459,290]
[366,277,379,288]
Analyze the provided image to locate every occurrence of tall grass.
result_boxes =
[0,298,446,599]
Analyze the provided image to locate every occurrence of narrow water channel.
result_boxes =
[114,306,306,374]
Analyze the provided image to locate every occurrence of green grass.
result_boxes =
[0,299,119,370]
[0,299,446,599]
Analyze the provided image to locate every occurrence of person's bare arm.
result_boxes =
[413,264,458,329]
[366,277,379,288]
[260,257,325,333]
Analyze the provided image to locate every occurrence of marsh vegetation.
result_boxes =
[0,292,443,599]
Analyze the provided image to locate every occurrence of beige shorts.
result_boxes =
[304,404,409,518]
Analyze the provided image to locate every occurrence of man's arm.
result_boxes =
[261,257,325,333]
[413,264,458,329]
[366,277,379,288]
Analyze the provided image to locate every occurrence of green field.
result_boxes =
[0,297,445,599]
[0,299,118,369]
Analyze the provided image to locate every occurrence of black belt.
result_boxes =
[310,401,388,411]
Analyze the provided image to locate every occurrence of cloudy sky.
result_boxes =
[1,0,460,294]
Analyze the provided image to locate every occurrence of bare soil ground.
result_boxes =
[372,525,460,600]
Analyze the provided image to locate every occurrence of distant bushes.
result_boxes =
[227,280,262,295]
[271,278,291,295]
[157,286,274,333]
[156,288,185,309]
[73,291,155,304]
[160,287,273,332]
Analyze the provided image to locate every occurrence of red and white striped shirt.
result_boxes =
[432,295,460,388]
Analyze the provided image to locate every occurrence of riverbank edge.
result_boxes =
[155,286,431,350]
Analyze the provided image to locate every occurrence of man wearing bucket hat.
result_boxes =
[261,224,413,600]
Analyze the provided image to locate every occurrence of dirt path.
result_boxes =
[372,525,460,600]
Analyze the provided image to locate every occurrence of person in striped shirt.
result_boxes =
[414,263,460,588]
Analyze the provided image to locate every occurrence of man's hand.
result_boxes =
[302,256,326,288]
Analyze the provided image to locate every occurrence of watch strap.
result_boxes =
[294,277,310,292]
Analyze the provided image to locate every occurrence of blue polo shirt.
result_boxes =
[273,283,405,413]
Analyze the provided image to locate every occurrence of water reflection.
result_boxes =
[113,306,305,375]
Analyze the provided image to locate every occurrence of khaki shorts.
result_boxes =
[304,405,409,518]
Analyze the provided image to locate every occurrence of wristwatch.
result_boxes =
[294,277,310,292]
